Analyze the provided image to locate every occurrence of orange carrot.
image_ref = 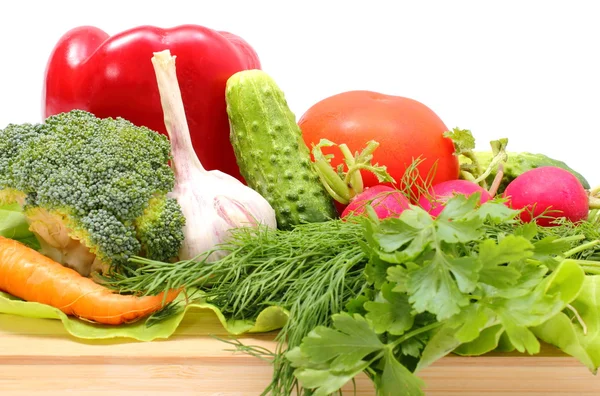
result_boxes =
[0,236,179,325]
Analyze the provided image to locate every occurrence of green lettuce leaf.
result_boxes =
[532,275,600,373]
[0,290,287,341]
[0,203,287,341]
[0,203,39,249]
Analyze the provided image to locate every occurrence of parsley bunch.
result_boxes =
[287,194,594,395]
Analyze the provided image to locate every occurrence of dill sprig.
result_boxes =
[102,218,371,395]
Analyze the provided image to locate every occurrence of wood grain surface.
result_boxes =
[1,309,598,396]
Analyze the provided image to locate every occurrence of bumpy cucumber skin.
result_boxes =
[463,152,590,192]
[225,70,337,230]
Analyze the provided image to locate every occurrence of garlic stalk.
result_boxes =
[150,49,277,261]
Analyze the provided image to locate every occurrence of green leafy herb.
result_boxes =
[104,219,370,395]
[311,139,395,204]
[445,128,508,188]
[290,195,595,394]
[99,191,600,396]
[365,283,413,335]
[288,313,426,395]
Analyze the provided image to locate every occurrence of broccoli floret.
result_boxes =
[135,196,186,262]
[0,110,186,276]
[0,122,46,206]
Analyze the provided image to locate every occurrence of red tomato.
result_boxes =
[298,90,459,201]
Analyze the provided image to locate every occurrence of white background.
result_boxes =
[1,1,599,186]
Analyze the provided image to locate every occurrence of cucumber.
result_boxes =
[225,70,337,230]
[461,151,590,192]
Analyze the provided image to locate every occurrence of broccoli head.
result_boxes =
[0,110,185,277]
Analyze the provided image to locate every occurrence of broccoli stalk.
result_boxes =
[0,110,185,277]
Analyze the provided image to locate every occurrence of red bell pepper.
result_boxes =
[42,24,261,181]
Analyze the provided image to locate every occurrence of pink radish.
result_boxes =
[419,179,493,217]
[503,166,589,227]
[341,185,410,219]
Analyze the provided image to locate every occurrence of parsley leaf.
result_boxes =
[513,222,539,240]
[437,193,481,221]
[294,360,372,396]
[290,313,426,395]
[407,251,476,320]
[375,209,435,263]
[532,236,576,260]
[299,313,384,370]
[471,200,519,223]
[365,282,414,335]
[436,215,484,243]
[444,127,476,154]
[479,234,534,265]
[415,322,463,372]
[388,264,410,293]
[447,303,494,343]
[477,235,534,289]
[379,348,425,396]
[367,217,426,253]
[365,253,395,289]
[400,336,427,358]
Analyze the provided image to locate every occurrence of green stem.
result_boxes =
[589,195,600,210]
[581,266,600,275]
[310,139,394,205]
[589,184,600,196]
[462,152,485,187]
[473,152,505,186]
[574,259,600,266]
[339,143,364,195]
[487,163,504,197]
[390,322,443,349]
[562,240,600,258]
[556,234,586,243]
[313,159,351,204]
[355,140,380,161]
[460,170,477,182]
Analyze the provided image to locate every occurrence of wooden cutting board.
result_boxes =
[1,309,598,396]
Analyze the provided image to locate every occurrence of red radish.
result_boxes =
[503,166,589,227]
[342,185,410,219]
[419,179,492,217]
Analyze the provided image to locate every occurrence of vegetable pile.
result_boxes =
[2,22,600,396]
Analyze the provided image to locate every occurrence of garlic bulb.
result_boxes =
[151,50,277,261]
